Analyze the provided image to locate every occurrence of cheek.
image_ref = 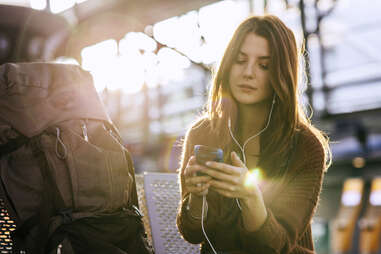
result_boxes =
[228,70,236,90]
[259,73,272,93]
[258,72,270,85]
[264,81,273,97]
[229,65,241,80]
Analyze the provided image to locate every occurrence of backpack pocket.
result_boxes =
[40,119,133,213]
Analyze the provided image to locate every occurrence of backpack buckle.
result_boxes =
[58,208,73,224]
[131,205,143,217]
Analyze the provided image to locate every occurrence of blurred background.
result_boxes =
[0,0,380,253]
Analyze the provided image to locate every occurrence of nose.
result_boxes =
[243,63,255,80]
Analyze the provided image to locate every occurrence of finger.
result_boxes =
[212,188,236,198]
[188,156,197,165]
[184,175,212,186]
[184,164,209,176]
[203,169,239,185]
[187,182,210,194]
[184,164,199,176]
[210,179,238,192]
[231,151,245,168]
[185,156,197,170]
[205,161,241,176]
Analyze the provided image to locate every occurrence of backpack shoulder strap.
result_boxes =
[125,151,139,209]
[104,121,140,209]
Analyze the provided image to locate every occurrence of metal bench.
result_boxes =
[0,199,15,254]
[141,172,199,254]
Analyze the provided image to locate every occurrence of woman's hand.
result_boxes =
[184,156,212,196]
[203,152,262,201]
[203,152,268,231]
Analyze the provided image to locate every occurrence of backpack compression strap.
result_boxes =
[0,135,28,157]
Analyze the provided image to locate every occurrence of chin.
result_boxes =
[236,100,261,105]
[236,97,268,106]
[233,95,260,105]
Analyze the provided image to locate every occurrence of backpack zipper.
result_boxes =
[55,127,67,159]
[81,122,89,142]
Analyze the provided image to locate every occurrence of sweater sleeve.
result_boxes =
[176,120,222,244]
[175,121,208,243]
[176,125,203,242]
[238,133,326,253]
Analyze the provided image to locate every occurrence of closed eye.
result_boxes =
[259,63,269,70]
[235,58,246,65]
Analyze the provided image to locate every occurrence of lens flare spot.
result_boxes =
[244,168,262,187]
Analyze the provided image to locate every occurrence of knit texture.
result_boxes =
[176,119,326,254]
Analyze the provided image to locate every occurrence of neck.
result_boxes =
[237,100,272,140]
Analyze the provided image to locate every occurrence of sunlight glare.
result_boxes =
[153,11,204,63]
[153,16,179,48]
[153,0,249,65]
[199,0,249,65]
[119,32,157,54]
[157,47,190,83]
[30,0,46,10]
[81,39,118,91]
[54,56,79,65]
[244,168,263,188]
[119,32,158,89]
[142,51,159,88]
[109,56,145,93]
[81,38,147,93]
[50,0,75,13]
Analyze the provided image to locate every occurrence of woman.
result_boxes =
[176,15,331,254]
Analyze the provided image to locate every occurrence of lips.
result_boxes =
[237,84,257,91]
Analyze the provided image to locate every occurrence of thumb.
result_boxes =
[231,151,245,167]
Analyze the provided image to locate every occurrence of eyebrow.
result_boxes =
[238,51,270,59]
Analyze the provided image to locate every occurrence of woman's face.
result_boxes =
[229,33,273,105]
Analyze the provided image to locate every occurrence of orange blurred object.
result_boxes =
[331,178,364,254]
[359,177,381,254]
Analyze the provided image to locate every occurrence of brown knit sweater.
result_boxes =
[176,119,326,254]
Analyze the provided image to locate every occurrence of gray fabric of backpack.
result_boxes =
[0,62,153,254]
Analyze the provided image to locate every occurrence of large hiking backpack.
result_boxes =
[0,62,153,254]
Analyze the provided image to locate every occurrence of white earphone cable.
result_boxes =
[228,95,275,210]
[201,195,217,254]
[200,95,275,252]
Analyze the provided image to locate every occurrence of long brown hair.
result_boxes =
[204,15,331,170]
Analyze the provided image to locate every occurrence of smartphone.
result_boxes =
[194,145,223,177]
